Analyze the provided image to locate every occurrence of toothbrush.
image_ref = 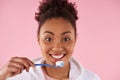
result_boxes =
[34,61,64,68]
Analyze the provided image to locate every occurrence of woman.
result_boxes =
[0,0,100,80]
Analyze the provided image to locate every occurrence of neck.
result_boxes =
[43,62,70,79]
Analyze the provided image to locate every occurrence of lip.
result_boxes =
[49,53,66,61]
[51,54,64,59]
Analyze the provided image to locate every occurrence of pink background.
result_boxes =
[0,0,120,80]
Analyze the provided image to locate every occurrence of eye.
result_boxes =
[63,37,71,42]
[45,38,53,42]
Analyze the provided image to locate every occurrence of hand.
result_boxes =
[0,57,34,80]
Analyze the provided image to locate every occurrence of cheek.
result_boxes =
[64,41,75,50]
[39,42,52,61]
[41,43,49,50]
[64,41,75,55]
[39,40,51,53]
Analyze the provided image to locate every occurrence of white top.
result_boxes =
[7,57,101,80]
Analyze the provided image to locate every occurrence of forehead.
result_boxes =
[40,18,75,34]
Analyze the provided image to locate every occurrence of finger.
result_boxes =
[11,57,31,72]
[11,57,34,66]
[23,58,35,67]
[9,60,24,71]
[20,57,34,71]
[6,65,21,77]
[0,58,23,78]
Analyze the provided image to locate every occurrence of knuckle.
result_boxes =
[22,57,27,60]
[11,56,18,59]
[18,58,25,63]
[20,64,24,69]
[25,64,30,68]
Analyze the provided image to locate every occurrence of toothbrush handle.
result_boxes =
[34,64,60,68]
[34,64,49,66]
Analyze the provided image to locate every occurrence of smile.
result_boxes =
[51,54,64,59]
[49,54,66,60]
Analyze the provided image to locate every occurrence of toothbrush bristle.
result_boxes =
[55,61,64,67]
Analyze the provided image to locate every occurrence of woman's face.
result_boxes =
[38,18,76,65]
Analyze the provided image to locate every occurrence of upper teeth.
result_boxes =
[51,54,64,59]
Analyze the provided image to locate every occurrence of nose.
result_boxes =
[52,41,63,51]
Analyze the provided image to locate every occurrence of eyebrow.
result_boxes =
[43,31,71,35]
[61,31,71,35]
[44,31,54,35]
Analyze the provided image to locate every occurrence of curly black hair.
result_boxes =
[35,0,78,37]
